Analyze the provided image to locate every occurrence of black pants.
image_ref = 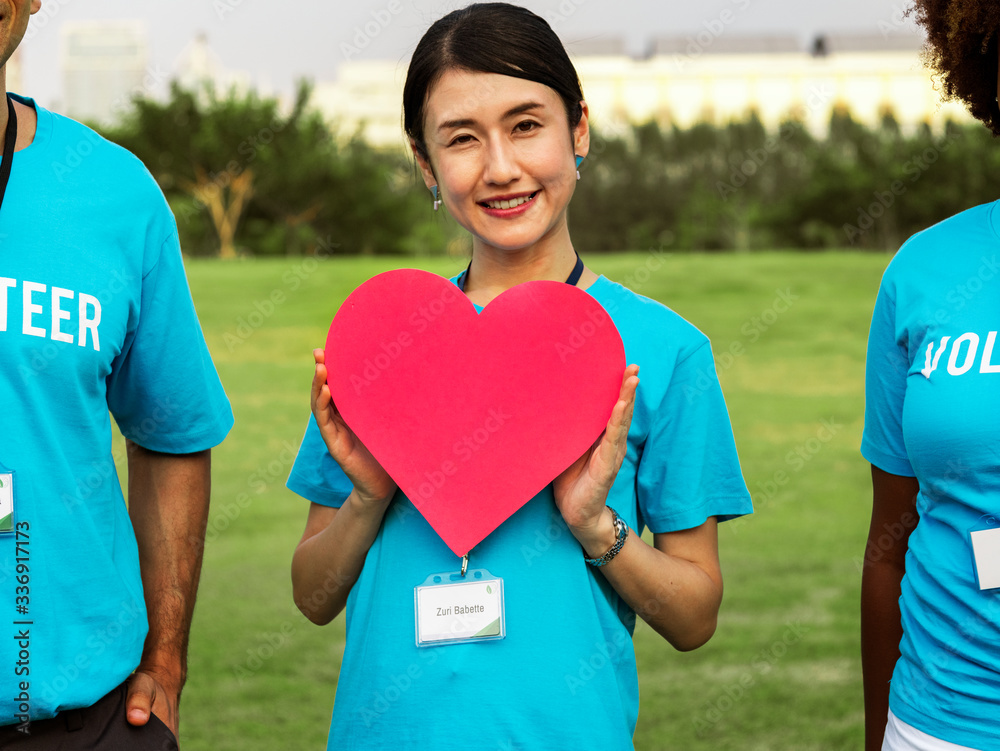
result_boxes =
[0,682,178,750]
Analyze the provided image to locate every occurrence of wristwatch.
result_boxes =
[583,506,629,567]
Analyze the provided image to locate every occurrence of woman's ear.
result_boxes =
[573,100,591,161]
[410,139,438,191]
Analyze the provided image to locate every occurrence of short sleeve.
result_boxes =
[860,279,915,477]
[637,342,752,532]
[286,415,354,507]
[106,231,233,453]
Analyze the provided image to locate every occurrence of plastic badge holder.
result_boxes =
[969,514,1000,591]
[414,569,505,647]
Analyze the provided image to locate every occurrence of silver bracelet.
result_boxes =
[583,506,629,567]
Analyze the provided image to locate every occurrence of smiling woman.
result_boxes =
[287,4,753,750]
[413,69,584,277]
[401,2,591,304]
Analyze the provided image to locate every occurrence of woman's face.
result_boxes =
[415,68,589,255]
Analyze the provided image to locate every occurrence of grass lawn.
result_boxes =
[114,251,891,750]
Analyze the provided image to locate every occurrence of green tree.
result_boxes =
[101,81,426,257]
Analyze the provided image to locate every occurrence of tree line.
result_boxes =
[99,83,1000,257]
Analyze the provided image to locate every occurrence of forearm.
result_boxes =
[861,559,905,751]
[291,490,390,625]
[576,513,723,650]
[862,465,918,750]
[126,441,212,695]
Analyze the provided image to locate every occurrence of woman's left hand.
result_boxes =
[553,364,639,548]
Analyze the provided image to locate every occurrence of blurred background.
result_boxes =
[11,2,994,749]
[11,0,998,256]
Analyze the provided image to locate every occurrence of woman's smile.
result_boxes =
[478,190,539,217]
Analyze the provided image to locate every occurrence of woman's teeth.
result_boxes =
[484,192,536,210]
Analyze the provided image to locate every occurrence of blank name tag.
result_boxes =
[971,527,1000,591]
[414,570,505,647]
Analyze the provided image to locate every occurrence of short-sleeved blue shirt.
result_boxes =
[862,201,1000,748]
[0,97,233,726]
[288,274,752,750]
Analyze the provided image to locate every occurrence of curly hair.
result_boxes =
[911,0,1000,134]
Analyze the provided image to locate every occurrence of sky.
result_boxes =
[15,0,922,109]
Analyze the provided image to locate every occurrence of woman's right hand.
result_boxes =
[311,348,397,511]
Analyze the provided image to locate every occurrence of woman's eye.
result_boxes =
[515,121,538,133]
[449,134,474,146]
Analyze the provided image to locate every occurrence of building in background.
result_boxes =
[581,32,967,136]
[173,32,252,97]
[313,61,408,148]
[312,32,970,150]
[60,21,149,125]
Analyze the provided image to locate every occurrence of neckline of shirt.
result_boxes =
[4,94,53,164]
[450,272,610,312]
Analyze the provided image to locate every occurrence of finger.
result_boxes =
[620,374,639,425]
[616,389,638,445]
[617,365,640,431]
[312,357,328,387]
[312,349,343,424]
[311,363,333,420]
[598,381,639,469]
[312,371,330,410]
[607,384,634,440]
[125,674,154,727]
[311,361,327,404]
[613,366,639,419]
[596,407,627,469]
[606,366,638,433]
[619,364,639,389]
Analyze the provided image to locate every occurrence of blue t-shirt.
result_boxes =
[0,96,234,726]
[288,274,752,750]
[862,201,1000,748]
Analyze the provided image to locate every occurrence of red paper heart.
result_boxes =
[326,269,625,556]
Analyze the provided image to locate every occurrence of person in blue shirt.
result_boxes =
[0,2,233,748]
[288,4,751,749]
[861,2,1000,749]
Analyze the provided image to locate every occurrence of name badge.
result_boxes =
[0,470,13,533]
[969,515,1000,591]
[414,569,505,647]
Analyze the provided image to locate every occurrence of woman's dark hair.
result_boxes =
[911,0,1000,135]
[403,3,585,160]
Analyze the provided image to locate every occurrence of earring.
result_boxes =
[431,185,442,212]
[575,155,584,181]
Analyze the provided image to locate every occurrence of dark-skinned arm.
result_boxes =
[125,439,212,741]
[861,464,919,751]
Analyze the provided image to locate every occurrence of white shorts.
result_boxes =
[882,709,982,751]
